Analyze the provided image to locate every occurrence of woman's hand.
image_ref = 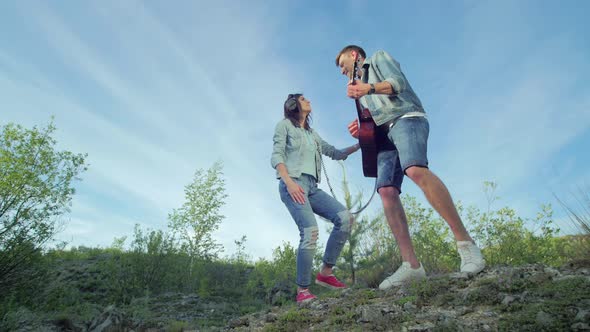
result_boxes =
[286,179,306,204]
[276,164,306,204]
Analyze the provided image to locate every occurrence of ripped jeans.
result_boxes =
[279,174,352,288]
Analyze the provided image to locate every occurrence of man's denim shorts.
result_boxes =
[376,116,429,193]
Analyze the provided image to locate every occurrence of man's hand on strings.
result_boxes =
[347,81,370,99]
[348,119,359,139]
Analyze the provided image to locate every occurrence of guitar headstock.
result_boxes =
[350,52,359,85]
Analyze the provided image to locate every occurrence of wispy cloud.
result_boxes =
[3,0,312,257]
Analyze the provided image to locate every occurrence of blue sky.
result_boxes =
[1,0,589,260]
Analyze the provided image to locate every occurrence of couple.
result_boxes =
[271,45,485,304]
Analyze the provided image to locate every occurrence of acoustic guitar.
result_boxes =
[350,58,378,178]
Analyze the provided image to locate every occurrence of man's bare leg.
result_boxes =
[405,166,472,242]
[378,186,420,268]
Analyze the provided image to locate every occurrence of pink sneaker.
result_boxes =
[296,289,316,303]
[315,273,347,289]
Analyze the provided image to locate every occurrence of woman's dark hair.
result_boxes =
[284,93,311,130]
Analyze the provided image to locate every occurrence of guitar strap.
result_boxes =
[361,63,370,83]
[315,137,377,216]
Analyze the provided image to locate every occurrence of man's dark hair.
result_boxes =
[335,45,366,66]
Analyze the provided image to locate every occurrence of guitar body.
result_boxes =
[355,100,378,177]
[349,56,380,177]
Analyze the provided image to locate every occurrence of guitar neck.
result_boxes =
[351,58,372,121]
[355,99,364,117]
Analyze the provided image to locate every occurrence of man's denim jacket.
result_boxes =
[360,50,425,126]
[271,118,348,183]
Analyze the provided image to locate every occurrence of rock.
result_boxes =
[555,274,583,282]
[309,300,329,311]
[403,302,417,311]
[179,294,200,306]
[381,304,401,314]
[482,310,497,317]
[356,305,382,323]
[576,309,590,323]
[543,266,561,278]
[501,295,517,305]
[536,310,554,326]
[88,305,127,332]
[265,313,278,322]
[228,317,249,328]
[457,306,473,316]
[436,309,458,321]
[408,322,435,331]
[571,322,590,331]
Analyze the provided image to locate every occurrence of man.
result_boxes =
[335,45,485,290]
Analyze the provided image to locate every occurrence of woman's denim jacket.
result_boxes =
[271,118,348,183]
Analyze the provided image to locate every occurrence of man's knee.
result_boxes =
[378,186,400,198]
[405,166,429,185]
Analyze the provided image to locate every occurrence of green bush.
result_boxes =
[0,121,87,295]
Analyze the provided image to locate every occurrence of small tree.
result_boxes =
[0,121,87,293]
[337,162,369,285]
[168,161,227,273]
[231,235,251,264]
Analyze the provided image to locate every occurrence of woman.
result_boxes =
[271,93,360,303]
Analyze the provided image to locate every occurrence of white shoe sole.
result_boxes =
[379,275,426,290]
[460,265,485,274]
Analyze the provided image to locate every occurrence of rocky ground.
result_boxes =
[227,261,590,332]
[5,261,590,331]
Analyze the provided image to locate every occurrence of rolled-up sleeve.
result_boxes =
[374,50,406,95]
[271,121,287,169]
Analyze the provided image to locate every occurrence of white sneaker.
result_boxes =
[378,262,426,290]
[457,241,486,274]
